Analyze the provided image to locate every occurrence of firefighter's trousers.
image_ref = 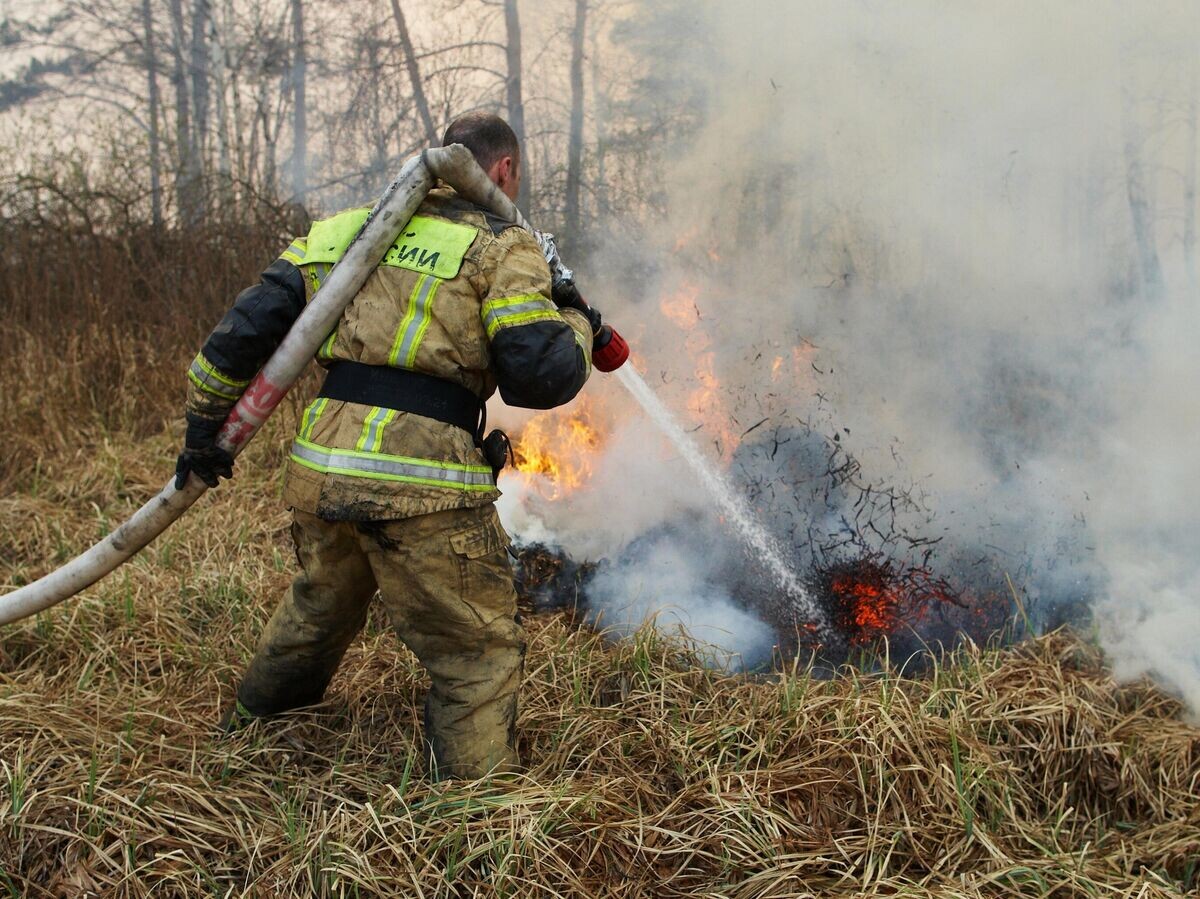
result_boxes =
[236,504,524,780]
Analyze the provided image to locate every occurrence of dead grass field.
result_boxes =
[0,219,1196,897]
[0,373,1196,898]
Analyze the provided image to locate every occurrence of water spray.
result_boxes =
[613,364,821,623]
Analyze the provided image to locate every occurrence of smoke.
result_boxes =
[504,1,1200,707]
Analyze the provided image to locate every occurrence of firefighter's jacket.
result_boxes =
[186,186,593,520]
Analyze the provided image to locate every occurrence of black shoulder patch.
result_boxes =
[427,189,518,237]
[482,210,520,237]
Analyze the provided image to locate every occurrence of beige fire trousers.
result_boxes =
[235,504,524,780]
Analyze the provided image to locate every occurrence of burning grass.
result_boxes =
[0,412,1197,897]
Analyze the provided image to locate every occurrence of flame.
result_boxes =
[511,398,605,499]
[830,571,904,639]
[824,558,966,645]
[658,281,742,455]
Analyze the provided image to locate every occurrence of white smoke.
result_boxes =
[504,1,1200,706]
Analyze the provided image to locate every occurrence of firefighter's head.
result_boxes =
[442,112,522,203]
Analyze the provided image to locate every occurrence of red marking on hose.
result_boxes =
[220,373,289,448]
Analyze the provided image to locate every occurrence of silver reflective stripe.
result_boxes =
[299,397,329,440]
[481,297,557,335]
[290,438,494,489]
[309,262,332,292]
[188,355,248,401]
[388,274,441,368]
[356,406,395,452]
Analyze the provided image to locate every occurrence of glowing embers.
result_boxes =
[511,398,606,499]
[816,557,967,646]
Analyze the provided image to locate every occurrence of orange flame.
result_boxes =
[831,572,904,638]
[658,281,743,456]
[511,399,605,499]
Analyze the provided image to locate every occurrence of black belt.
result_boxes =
[318,362,484,437]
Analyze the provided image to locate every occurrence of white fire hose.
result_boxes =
[0,144,554,627]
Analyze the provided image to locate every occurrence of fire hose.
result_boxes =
[0,144,626,627]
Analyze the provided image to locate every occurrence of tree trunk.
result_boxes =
[290,0,307,205]
[589,24,610,220]
[141,0,163,230]
[167,0,200,225]
[227,0,246,196]
[367,38,387,181]
[503,0,529,211]
[190,0,210,218]
[210,0,234,213]
[564,0,587,249]
[388,0,438,146]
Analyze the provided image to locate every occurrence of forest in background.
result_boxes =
[0,0,691,487]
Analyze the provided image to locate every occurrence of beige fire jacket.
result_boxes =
[186,186,593,520]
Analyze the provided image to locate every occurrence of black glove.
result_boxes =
[175,414,234,490]
[551,278,602,334]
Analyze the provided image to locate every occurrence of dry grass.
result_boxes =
[0,230,1196,897]
[0,401,1196,898]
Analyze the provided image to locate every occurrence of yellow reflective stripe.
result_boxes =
[307,262,332,293]
[299,397,329,440]
[318,328,338,361]
[187,368,241,401]
[403,278,440,368]
[280,238,307,265]
[193,353,250,389]
[484,309,562,339]
[388,274,439,367]
[481,293,559,338]
[355,406,394,451]
[293,436,491,472]
[289,436,494,491]
[481,293,552,316]
[368,408,398,453]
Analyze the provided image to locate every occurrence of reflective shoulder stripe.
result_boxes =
[388,274,443,368]
[289,437,494,491]
[188,352,250,401]
[481,293,560,339]
[305,262,333,295]
[279,237,307,266]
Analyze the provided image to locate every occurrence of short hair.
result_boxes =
[441,112,520,172]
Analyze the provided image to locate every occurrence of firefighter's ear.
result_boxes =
[489,155,520,203]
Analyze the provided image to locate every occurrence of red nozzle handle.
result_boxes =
[592,324,629,372]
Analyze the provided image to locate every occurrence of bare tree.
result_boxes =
[503,0,529,210]
[290,0,306,204]
[563,0,587,247]
[190,0,211,179]
[141,0,163,228]
[168,0,202,225]
[389,0,438,146]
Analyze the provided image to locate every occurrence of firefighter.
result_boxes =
[176,112,597,779]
